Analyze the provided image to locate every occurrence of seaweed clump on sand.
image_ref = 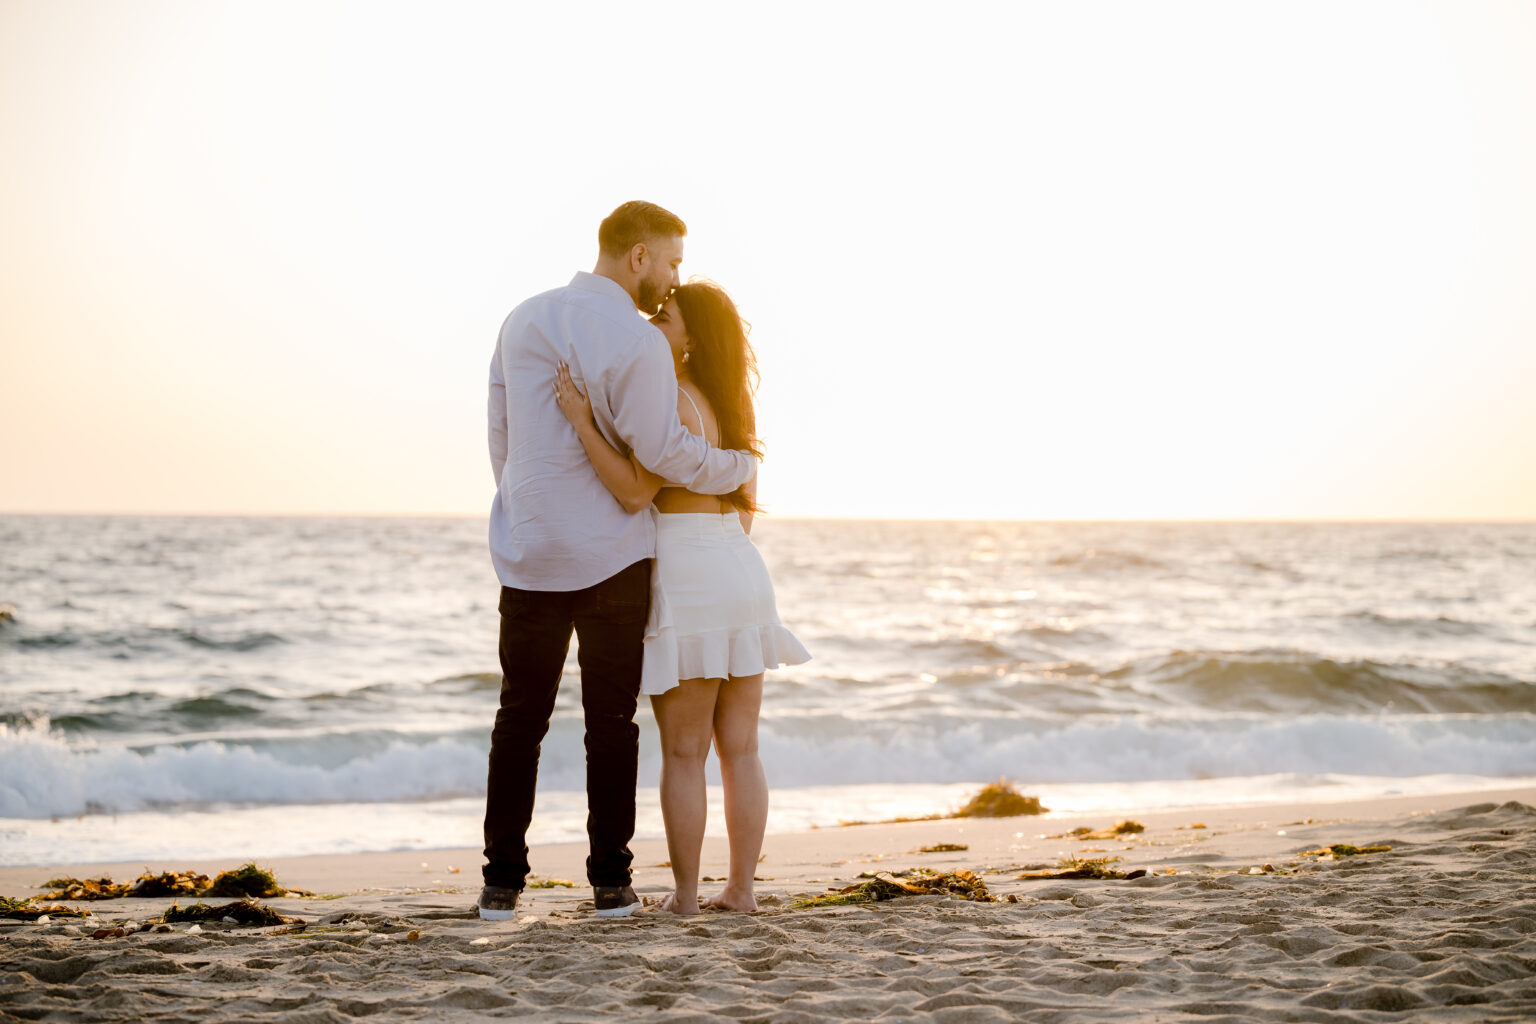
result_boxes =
[836,779,1047,827]
[40,871,196,902]
[1049,820,1147,841]
[40,864,302,903]
[954,779,1048,818]
[1017,856,1145,881]
[1299,843,1391,858]
[918,843,969,853]
[0,895,91,920]
[794,869,995,909]
[128,871,212,897]
[162,900,291,927]
[526,878,576,889]
[38,877,126,901]
[204,863,287,898]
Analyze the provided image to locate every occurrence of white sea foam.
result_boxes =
[4,712,1534,821]
[757,713,1536,787]
[0,721,489,819]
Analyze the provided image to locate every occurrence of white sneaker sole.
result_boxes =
[594,901,641,918]
[477,906,518,921]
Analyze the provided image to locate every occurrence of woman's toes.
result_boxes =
[659,892,701,915]
[703,894,758,913]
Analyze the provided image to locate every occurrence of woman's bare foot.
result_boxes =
[657,892,701,916]
[703,888,758,913]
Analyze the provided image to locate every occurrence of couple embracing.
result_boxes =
[478,201,809,921]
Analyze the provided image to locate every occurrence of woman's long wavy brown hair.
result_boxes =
[672,280,762,514]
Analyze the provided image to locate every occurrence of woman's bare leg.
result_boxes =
[650,677,720,915]
[705,673,766,912]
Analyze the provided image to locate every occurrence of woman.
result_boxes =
[553,280,809,915]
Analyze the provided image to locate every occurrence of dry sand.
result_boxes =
[2,785,1534,1022]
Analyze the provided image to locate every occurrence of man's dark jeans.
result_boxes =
[482,558,651,891]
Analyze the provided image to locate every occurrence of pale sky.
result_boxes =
[2,0,1533,520]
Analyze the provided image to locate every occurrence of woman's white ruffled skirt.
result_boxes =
[641,513,810,696]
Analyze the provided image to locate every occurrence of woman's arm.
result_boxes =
[737,467,758,535]
[555,362,665,514]
[606,335,755,493]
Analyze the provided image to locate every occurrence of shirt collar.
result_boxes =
[569,271,639,310]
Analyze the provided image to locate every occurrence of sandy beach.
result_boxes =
[2,785,1533,1022]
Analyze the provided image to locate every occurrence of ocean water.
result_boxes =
[1,516,1533,866]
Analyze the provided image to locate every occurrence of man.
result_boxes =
[479,201,757,920]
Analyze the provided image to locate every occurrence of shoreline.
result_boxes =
[4,783,1534,895]
[8,772,1533,871]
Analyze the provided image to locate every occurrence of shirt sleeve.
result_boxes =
[607,332,756,494]
[488,341,508,486]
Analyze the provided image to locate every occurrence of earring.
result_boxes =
[682,350,691,363]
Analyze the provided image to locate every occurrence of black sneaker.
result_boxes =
[593,884,641,917]
[476,885,521,921]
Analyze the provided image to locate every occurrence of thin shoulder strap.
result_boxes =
[677,386,716,446]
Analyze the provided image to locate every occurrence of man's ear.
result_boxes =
[629,242,648,273]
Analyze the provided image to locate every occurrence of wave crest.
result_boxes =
[1109,650,1536,714]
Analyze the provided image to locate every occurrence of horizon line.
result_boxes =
[2,509,1533,526]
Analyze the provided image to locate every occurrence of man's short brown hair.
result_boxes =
[598,201,687,259]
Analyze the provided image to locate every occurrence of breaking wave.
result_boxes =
[5,708,1534,819]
